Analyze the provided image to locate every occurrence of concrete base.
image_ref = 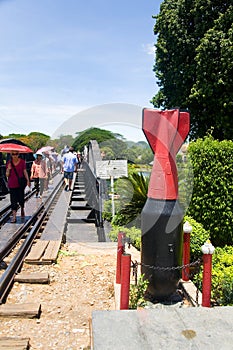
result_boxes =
[92,306,233,349]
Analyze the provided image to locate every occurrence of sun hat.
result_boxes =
[36,151,43,156]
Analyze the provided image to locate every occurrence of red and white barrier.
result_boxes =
[201,240,215,307]
[182,221,192,281]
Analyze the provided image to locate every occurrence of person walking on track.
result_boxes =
[6,152,30,223]
[62,147,78,191]
[30,152,42,198]
[38,154,50,197]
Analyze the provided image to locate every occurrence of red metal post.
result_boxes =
[116,232,125,284]
[201,241,215,307]
[120,253,131,310]
[182,222,192,281]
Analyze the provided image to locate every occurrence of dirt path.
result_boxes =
[0,242,140,350]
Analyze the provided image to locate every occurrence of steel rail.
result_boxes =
[0,175,64,304]
[0,190,36,228]
[0,203,43,261]
[0,170,60,227]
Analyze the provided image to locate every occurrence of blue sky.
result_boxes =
[0,0,162,141]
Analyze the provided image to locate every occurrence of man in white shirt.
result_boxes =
[62,147,78,191]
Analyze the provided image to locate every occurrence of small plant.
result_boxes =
[221,280,233,306]
[210,246,233,305]
[58,250,78,257]
[129,274,149,309]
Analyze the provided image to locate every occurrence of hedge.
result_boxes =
[186,135,233,247]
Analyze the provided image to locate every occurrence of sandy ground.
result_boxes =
[0,242,140,350]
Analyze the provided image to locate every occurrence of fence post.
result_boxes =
[116,232,125,284]
[182,221,192,281]
[120,253,131,310]
[201,240,215,307]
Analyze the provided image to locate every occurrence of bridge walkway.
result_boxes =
[65,168,99,243]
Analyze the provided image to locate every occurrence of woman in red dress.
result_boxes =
[5,152,30,223]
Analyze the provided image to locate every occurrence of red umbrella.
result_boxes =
[0,143,33,153]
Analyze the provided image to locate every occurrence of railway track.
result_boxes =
[0,169,60,225]
[0,168,104,348]
[0,172,64,304]
[0,190,35,228]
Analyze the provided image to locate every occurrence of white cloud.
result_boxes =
[52,103,147,142]
[0,104,88,136]
[142,43,156,55]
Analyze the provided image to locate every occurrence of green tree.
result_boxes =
[100,146,115,159]
[100,138,128,159]
[189,6,233,140]
[124,146,139,163]
[138,148,153,165]
[23,132,50,151]
[51,135,75,152]
[1,132,50,152]
[101,141,153,164]
[72,127,117,152]
[152,0,232,140]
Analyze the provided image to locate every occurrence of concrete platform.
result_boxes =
[92,306,233,350]
[65,222,98,242]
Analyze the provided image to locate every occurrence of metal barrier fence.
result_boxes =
[82,161,106,242]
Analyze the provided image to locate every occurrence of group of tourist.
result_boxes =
[5,146,82,223]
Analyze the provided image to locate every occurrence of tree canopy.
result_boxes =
[152,0,233,140]
[0,132,50,152]
[71,127,153,164]
[72,127,117,152]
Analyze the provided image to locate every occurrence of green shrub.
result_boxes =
[184,215,210,262]
[129,274,149,309]
[102,172,148,227]
[187,135,233,247]
[112,173,149,227]
[102,198,122,222]
[108,225,141,251]
[211,246,233,305]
